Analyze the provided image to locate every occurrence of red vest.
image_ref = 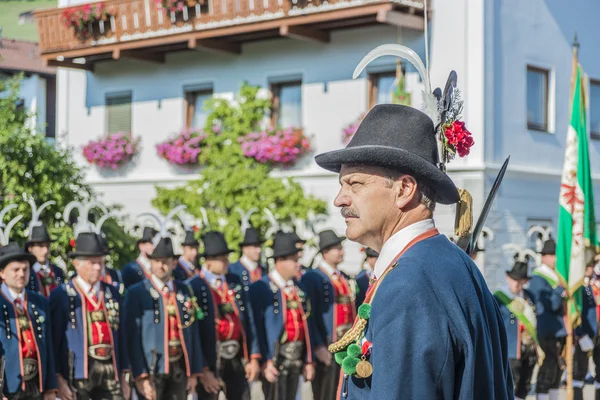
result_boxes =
[284,290,306,342]
[331,274,356,328]
[210,282,242,341]
[163,291,182,360]
[15,302,38,360]
[36,269,58,298]
[84,292,112,357]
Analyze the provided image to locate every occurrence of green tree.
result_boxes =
[0,75,136,268]
[152,82,327,251]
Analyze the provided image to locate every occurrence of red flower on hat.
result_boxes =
[193,225,200,232]
[69,238,76,247]
[444,121,474,158]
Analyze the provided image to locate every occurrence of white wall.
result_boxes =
[19,73,47,134]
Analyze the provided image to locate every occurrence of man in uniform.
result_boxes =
[249,232,315,400]
[124,236,202,400]
[188,231,260,400]
[229,226,265,292]
[121,227,157,288]
[0,242,57,400]
[572,263,597,400]
[528,238,566,400]
[302,229,354,400]
[173,230,199,280]
[314,103,512,398]
[96,234,123,292]
[25,222,65,297]
[354,248,377,308]
[50,232,128,400]
[494,256,538,400]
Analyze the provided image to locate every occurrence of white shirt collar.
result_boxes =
[33,261,50,274]
[1,282,24,304]
[240,255,258,272]
[373,219,435,279]
[178,256,195,274]
[202,267,225,289]
[319,261,338,277]
[151,274,174,293]
[75,276,101,296]
[269,269,294,293]
[138,255,151,273]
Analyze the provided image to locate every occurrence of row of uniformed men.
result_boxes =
[494,238,600,400]
[0,217,377,400]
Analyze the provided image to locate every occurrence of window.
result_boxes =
[527,66,549,131]
[368,71,396,109]
[590,80,600,139]
[185,88,213,128]
[271,81,302,128]
[105,91,132,134]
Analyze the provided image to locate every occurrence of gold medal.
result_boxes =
[355,360,373,378]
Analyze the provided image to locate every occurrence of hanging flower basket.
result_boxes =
[342,115,364,144]
[61,3,115,41]
[83,132,140,169]
[239,127,311,165]
[156,127,207,165]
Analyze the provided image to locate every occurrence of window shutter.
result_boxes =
[105,92,132,134]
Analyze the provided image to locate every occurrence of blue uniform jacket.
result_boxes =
[124,279,204,379]
[354,270,369,308]
[302,267,356,348]
[187,273,259,372]
[343,234,512,400]
[121,260,148,289]
[248,275,314,364]
[49,280,128,381]
[228,260,266,293]
[494,289,535,359]
[27,263,66,295]
[575,284,597,338]
[527,274,567,339]
[173,262,195,281]
[0,290,57,395]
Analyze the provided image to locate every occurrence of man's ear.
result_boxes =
[393,175,419,209]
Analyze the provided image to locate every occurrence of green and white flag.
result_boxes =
[556,53,599,316]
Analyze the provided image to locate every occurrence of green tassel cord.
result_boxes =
[358,304,371,320]
[347,344,362,358]
[335,351,347,365]
[342,356,360,375]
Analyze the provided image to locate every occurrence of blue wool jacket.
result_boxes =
[173,261,195,281]
[0,290,57,395]
[343,234,513,400]
[27,263,65,296]
[494,289,535,359]
[121,260,148,289]
[575,283,597,339]
[527,274,567,339]
[228,260,266,293]
[49,280,128,381]
[187,273,259,372]
[354,270,370,308]
[124,279,204,379]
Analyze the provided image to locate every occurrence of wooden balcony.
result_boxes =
[35,0,425,70]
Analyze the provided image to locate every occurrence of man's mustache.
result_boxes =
[341,208,359,218]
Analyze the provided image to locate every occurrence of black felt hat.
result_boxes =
[364,247,379,258]
[137,227,158,245]
[25,224,53,248]
[315,104,460,205]
[506,260,530,281]
[240,227,263,247]
[96,234,111,255]
[539,239,556,255]
[182,230,199,247]
[0,242,36,270]
[68,232,106,258]
[288,231,306,245]
[271,232,302,259]
[202,231,233,258]
[148,237,179,259]
[318,229,346,252]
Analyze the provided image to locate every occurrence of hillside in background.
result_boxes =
[0,0,57,41]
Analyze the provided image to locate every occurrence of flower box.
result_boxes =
[62,3,115,41]
[83,132,140,169]
[156,127,207,165]
[239,127,311,165]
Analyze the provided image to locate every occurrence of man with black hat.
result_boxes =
[95,234,123,292]
[229,226,266,292]
[121,227,157,288]
[289,231,308,279]
[124,235,203,400]
[314,101,511,396]
[494,255,538,400]
[302,229,354,400]
[187,231,260,400]
[354,248,378,308]
[528,238,567,400]
[0,242,57,400]
[249,232,315,400]
[173,230,200,280]
[49,232,129,400]
[25,223,65,297]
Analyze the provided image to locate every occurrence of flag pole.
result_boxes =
[565,32,580,400]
